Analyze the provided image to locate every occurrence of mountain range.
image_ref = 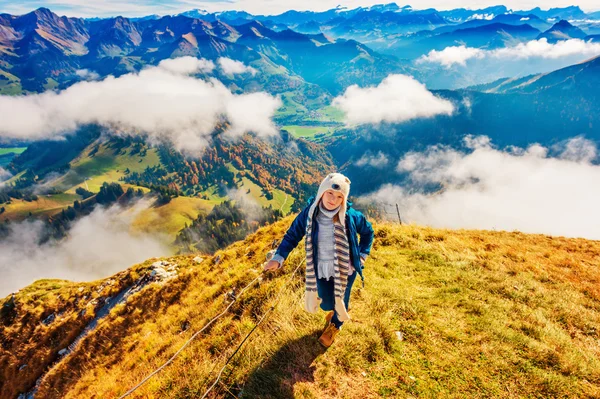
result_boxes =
[0,7,412,96]
[1,4,599,246]
[2,4,599,95]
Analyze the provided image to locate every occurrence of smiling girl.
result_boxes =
[264,173,374,347]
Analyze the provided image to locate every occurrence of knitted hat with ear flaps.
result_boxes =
[308,173,351,226]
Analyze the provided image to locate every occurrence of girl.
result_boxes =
[264,173,374,347]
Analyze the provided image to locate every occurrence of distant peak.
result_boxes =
[554,19,574,27]
[180,8,211,18]
[31,7,56,18]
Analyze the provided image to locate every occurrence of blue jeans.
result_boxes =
[317,271,358,328]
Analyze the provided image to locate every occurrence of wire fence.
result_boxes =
[117,201,405,398]
[117,257,305,399]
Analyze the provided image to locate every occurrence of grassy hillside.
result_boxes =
[1,193,80,220]
[1,220,599,398]
[54,140,162,194]
[130,196,216,241]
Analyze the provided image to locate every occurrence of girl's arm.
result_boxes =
[356,212,375,258]
[273,205,311,265]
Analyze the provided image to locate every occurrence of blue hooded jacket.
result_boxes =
[275,197,375,284]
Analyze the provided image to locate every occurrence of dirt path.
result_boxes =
[279,194,288,213]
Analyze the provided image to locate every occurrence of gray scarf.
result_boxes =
[304,205,351,321]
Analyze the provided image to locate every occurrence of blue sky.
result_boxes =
[0,0,598,18]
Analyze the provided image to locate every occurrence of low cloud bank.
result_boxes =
[0,200,171,297]
[418,38,600,68]
[0,57,281,154]
[355,151,390,168]
[363,136,600,240]
[0,167,11,183]
[332,74,454,125]
[218,57,257,76]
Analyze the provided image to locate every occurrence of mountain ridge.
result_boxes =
[2,218,599,398]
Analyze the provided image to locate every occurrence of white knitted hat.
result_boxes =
[308,173,351,227]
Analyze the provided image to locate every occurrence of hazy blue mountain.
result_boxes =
[325,10,447,40]
[393,22,540,59]
[410,13,550,38]
[437,6,509,23]
[322,54,600,193]
[235,21,412,94]
[467,54,600,94]
[516,6,587,20]
[294,20,322,34]
[537,20,587,42]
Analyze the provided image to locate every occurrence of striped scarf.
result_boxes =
[304,207,352,321]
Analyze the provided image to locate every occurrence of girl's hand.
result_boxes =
[360,254,367,267]
[263,260,281,272]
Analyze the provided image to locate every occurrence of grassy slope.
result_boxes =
[1,142,218,236]
[282,125,333,140]
[0,68,23,95]
[1,193,81,220]
[2,140,298,230]
[1,141,165,222]
[2,219,599,398]
[55,141,161,194]
[130,196,216,241]
[237,176,294,214]
[0,147,27,156]
[225,163,295,214]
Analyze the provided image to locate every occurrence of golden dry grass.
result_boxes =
[1,219,599,398]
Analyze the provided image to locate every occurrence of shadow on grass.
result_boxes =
[240,331,326,398]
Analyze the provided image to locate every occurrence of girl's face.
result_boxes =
[321,189,344,211]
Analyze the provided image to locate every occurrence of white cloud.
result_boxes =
[217,57,258,76]
[75,69,100,81]
[419,38,600,68]
[0,56,281,154]
[356,151,389,168]
[0,200,171,297]
[365,136,600,240]
[332,74,455,125]
[520,17,530,21]
[492,38,600,60]
[556,136,597,163]
[417,45,485,67]
[226,186,264,221]
[0,167,11,183]
[158,56,215,74]
[467,13,495,20]
[567,19,600,24]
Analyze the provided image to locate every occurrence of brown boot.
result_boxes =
[319,322,340,348]
[323,311,334,330]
